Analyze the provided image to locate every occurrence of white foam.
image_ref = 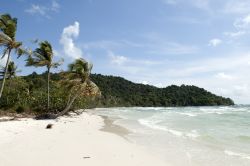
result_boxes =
[138,118,203,139]
[186,130,200,139]
[138,118,189,137]
[224,150,250,160]
[178,112,198,117]
[168,129,183,137]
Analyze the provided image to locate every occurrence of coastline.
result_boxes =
[0,110,167,166]
[100,115,131,139]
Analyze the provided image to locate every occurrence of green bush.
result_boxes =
[15,106,27,114]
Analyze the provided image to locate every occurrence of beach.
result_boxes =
[1,106,250,166]
[0,110,167,166]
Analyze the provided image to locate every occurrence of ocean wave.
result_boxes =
[198,108,230,115]
[178,112,198,117]
[199,107,250,114]
[138,118,200,138]
[224,150,250,160]
[186,130,200,138]
[138,118,183,136]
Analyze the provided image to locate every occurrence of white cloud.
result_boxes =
[25,4,47,16]
[141,80,149,85]
[60,21,83,59]
[224,31,246,38]
[209,38,222,47]
[108,51,128,65]
[215,72,234,80]
[223,14,250,40]
[25,0,60,17]
[234,14,250,29]
[107,50,163,67]
[51,0,60,12]
[154,82,165,88]
[223,14,250,39]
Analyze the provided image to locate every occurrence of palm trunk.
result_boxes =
[0,49,11,99]
[56,93,79,118]
[47,67,50,111]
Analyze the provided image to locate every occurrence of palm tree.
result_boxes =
[26,41,62,110]
[0,14,25,99]
[56,58,100,117]
[0,61,20,79]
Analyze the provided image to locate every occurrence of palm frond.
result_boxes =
[16,47,32,58]
[0,14,17,39]
[0,32,12,45]
[0,61,19,79]
[26,55,49,67]
[51,58,64,68]
[64,58,101,98]
[26,40,55,68]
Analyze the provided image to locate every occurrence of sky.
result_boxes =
[1,0,250,104]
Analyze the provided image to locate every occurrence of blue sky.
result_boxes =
[1,0,250,104]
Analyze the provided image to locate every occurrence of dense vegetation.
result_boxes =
[0,72,234,114]
[91,74,234,107]
[0,71,100,115]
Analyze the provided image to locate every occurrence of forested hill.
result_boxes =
[90,74,234,107]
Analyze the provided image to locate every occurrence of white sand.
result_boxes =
[0,111,168,166]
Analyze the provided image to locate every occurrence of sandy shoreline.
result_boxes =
[0,110,168,166]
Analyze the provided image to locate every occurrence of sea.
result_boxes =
[93,106,250,166]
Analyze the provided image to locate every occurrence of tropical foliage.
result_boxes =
[56,59,100,117]
[26,40,62,110]
[0,14,24,98]
[0,61,20,79]
[91,74,234,107]
[0,72,234,115]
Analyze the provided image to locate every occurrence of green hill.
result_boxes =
[91,74,234,107]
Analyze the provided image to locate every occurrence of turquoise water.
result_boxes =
[94,106,250,166]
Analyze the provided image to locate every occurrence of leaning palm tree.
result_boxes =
[56,58,101,117]
[26,41,62,110]
[0,14,26,99]
[35,58,100,120]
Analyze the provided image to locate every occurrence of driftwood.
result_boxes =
[35,113,57,120]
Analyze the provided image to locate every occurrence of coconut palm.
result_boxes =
[0,14,25,99]
[0,61,20,79]
[26,40,62,110]
[56,58,100,117]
